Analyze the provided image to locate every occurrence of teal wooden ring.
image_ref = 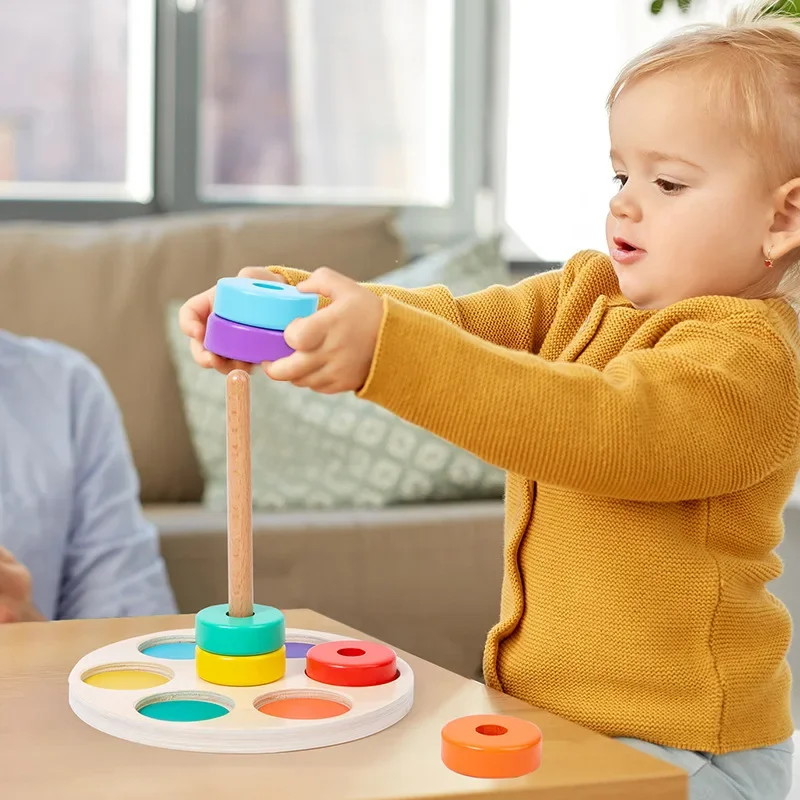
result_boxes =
[195,604,285,657]
[213,277,319,332]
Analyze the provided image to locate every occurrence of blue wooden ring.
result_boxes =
[195,604,285,657]
[213,277,318,332]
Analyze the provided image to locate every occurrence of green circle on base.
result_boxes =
[138,699,229,722]
[195,604,285,657]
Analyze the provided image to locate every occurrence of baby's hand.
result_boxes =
[265,267,383,394]
[178,267,287,373]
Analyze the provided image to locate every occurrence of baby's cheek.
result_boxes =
[604,212,615,243]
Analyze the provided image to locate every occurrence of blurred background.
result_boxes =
[0,0,751,262]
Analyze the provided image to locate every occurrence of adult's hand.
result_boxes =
[0,546,44,623]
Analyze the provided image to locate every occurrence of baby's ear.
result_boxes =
[770,177,800,262]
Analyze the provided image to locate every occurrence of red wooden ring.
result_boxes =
[305,640,398,687]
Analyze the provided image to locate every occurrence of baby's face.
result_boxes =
[606,71,773,309]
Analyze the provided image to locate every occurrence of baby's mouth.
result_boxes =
[611,236,647,264]
[613,237,644,253]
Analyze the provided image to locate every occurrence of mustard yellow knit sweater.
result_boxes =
[271,250,800,753]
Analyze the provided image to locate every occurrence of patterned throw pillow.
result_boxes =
[165,237,510,510]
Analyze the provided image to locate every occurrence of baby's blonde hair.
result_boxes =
[607,1,800,185]
[607,1,800,299]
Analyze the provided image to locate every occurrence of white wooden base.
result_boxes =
[68,628,414,754]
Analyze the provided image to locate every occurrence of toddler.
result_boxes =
[180,3,800,797]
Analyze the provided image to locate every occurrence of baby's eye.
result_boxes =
[655,178,686,195]
[612,173,627,188]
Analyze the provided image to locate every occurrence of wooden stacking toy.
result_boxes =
[66,356,544,772]
[67,369,414,754]
[203,277,319,363]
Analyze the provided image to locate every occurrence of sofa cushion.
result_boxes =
[0,206,403,502]
[165,236,508,511]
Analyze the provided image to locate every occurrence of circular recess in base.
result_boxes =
[285,642,314,659]
[136,691,233,722]
[81,662,174,690]
[138,635,196,661]
[255,689,352,719]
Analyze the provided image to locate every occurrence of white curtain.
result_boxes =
[503,0,740,262]
[285,0,453,203]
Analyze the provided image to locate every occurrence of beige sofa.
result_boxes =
[0,206,504,679]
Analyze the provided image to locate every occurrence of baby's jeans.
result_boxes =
[618,736,795,800]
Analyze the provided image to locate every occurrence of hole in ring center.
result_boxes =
[337,647,366,658]
[253,281,285,291]
[476,724,508,737]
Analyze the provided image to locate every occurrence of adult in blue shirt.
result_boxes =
[0,331,177,622]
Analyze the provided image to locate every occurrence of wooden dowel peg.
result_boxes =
[226,369,253,618]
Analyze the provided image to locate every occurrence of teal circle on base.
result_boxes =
[138,699,230,722]
[195,604,285,657]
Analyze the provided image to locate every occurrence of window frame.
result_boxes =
[0,0,495,258]
[488,0,557,271]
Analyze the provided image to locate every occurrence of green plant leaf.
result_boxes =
[768,0,800,14]
[650,0,800,14]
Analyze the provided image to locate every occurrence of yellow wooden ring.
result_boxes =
[196,645,286,687]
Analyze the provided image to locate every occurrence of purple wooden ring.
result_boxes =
[204,313,293,363]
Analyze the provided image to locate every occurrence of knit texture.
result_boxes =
[270,251,800,754]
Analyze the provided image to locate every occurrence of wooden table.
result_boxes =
[1,609,686,799]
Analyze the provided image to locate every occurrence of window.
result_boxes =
[0,0,155,202]
[0,120,21,181]
[200,0,454,207]
[1,0,773,256]
[499,0,742,264]
[0,0,482,248]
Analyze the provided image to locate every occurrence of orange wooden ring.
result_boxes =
[441,714,543,779]
[305,640,397,687]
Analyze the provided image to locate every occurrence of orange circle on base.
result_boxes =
[258,697,350,719]
[441,714,543,779]
[306,640,397,687]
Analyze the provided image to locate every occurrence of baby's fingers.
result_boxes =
[264,351,323,383]
[189,337,214,368]
[179,287,215,340]
[209,355,256,375]
[238,266,288,284]
[190,337,256,375]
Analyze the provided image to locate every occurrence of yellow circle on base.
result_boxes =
[83,669,171,690]
[196,645,286,687]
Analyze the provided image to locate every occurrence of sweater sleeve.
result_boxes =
[355,298,800,502]
[268,264,564,355]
